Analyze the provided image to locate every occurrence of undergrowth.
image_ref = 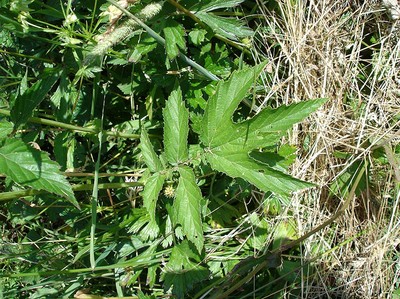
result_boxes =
[0,0,399,298]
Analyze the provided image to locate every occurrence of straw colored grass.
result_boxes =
[252,0,400,297]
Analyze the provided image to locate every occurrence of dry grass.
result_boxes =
[253,0,400,297]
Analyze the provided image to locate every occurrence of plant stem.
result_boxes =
[0,182,143,203]
[0,108,141,139]
[108,0,220,81]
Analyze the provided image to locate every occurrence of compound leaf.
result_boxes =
[0,138,78,207]
[174,166,204,253]
[163,86,189,165]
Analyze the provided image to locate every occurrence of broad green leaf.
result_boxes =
[163,240,209,299]
[329,160,367,198]
[163,20,186,60]
[141,172,165,227]
[205,151,313,196]
[140,128,163,172]
[200,63,266,147]
[200,64,326,196]
[211,99,327,151]
[195,12,253,41]
[174,166,204,252]
[188,29,207,46]
[194,0,245,12]
[0,120,13,140]
[163,87,189,164]
[11,68,61,130]
[0,138,78,207]
[128,36,157,62]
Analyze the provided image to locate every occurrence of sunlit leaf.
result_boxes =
[163,86,189,164]
[0,138,78,208]
[200,64,326,196]
[195,12,253,41]
[140,128,163,172]
[193,0,245,12]
[163,20,186,60]
[174,166,204,252]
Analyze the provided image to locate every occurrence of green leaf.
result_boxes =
[0,138,78,207]
[141,172,166,235]
[188,29,207,46]
[10,68,61,130]
[163,240,209,298]
[174,166,204,252]
[200,63,266,147]
[163,86,189,165]
[200,64,326,196]
[205,151,313,196]
[329,160,368,198]
[128,36,158,62]
[140,128,163,172]
[195,12,253,41]
[194,0,245,12]
[163,20,186,60]
[0,120,13,140]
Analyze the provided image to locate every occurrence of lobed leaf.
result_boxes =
[200,63,266,147]
[205,151,313,196]
[200,64,326,197]
[163,86,189,165]
[174,166,204,253]
[0,138,78,207]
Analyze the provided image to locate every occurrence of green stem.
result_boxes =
[0,182,143,203]
[0,49,53,63]
[108,0,220,81]
[0,108,141,139]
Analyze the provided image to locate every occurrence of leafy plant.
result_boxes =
[138,63,325,296]
[0,0,333,298]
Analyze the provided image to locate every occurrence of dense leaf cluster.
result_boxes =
[0,0,324,298]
